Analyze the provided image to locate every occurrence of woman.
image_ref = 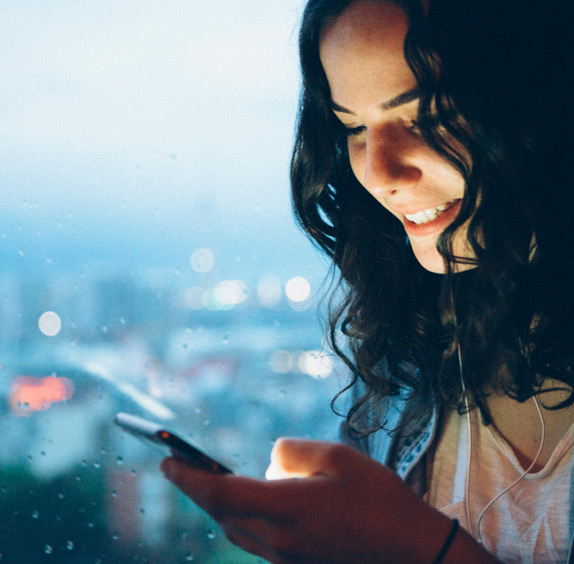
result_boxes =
[162,0,574,562]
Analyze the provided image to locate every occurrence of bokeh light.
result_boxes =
[38,311,62,337]
[190,248,215,274]
[285,276,311,303]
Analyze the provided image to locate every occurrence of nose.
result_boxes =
[362,126,421,199]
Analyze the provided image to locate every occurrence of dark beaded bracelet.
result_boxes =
[431,519,460,564]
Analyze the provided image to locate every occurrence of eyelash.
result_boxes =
[339,117,446,139]
[342,124,366,137]
[339,120,419,139]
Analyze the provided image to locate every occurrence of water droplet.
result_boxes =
[81,460,88,467]
[112,534,120,541]
[41,451,46,456]
[93,462,101,469]
[31,510,39,519]
[139,508,145,514]
[88,522,94,528]
[58,493,65,499]
[207,530,216,539]
[66,541,73,551]
[116,456,124,465]
[44,545,53,554]
[185,554,195,562]
[111,490,118,498]
[130,468,137,476]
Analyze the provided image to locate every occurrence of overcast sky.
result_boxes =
[0,0,327,279]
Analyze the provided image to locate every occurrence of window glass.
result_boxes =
[0,1,341,561]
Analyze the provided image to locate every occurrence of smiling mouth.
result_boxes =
[404,200,459,225]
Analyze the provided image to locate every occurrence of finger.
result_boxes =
[222,517,304,564]
[161,457,292,519]
[269,438,368,479]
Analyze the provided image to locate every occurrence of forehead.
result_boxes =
[319,1,414,106]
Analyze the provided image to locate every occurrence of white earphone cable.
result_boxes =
[456,343,546,544]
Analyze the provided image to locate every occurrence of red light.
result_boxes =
[10,375,75,416]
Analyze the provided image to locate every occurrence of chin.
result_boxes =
[412,246,477,274]
[409,228,476,274]
[409,239,447,273]
[413,250,447,273]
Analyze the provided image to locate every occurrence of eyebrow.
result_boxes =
[330,88,420,114]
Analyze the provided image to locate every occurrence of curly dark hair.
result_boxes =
[290,0,574,434]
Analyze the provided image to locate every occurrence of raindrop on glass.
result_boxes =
[207,531,216,539]
[44,545,53,555]
[66,541,74,551]
[116,456,124,465]
[31,510,39,519]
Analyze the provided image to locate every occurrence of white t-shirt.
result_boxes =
[425,407,574,563]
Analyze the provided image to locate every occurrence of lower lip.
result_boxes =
[402,200,462,237]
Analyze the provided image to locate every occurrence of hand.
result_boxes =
[161,438,454,564]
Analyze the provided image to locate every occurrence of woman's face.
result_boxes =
[320,0,471,273]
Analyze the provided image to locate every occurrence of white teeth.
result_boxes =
[405,200,456,225]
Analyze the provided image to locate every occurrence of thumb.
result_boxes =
[266,438,361,480]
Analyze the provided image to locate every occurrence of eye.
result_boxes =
[408,119,423,132]
[343,124,366,138]
[408,114,454,136]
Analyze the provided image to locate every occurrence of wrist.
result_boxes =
[405,506,501,564]
[438,522,502,564]
[430,519,459,564]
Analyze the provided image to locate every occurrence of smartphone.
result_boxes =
[114,412,233,475]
